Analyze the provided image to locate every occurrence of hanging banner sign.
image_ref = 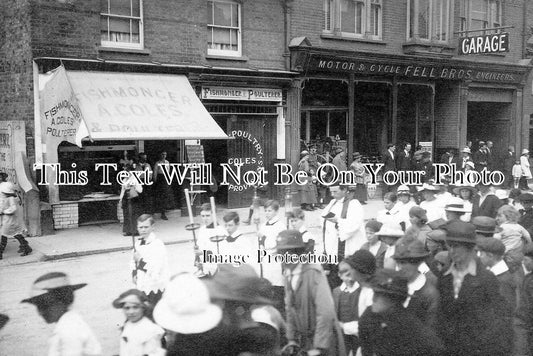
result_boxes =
[201,86,282,102]
[459,32,510,55]
[40,66,87,148]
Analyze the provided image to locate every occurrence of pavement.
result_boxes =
[0,199,383,267]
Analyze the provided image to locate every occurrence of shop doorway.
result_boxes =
[204,113,277,209]
[467,101,511,169]
[397,85,433,150]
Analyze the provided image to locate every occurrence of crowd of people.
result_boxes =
[9,139,533,355]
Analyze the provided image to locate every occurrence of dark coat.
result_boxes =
[514,272,533,355]
[396,150,412,171]
[494,269,518,315]
[360,242,387,269]
[359,305,444,356]
[504,151,516,173]
[405,277,440,329]
[332,286,362,354]
[471,194,503,219]
[473,149,488,171]
[284,264,346,356]
[382,150,396,173]
[436,261,512,356]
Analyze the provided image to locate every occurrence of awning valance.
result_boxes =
[66,71,228,140]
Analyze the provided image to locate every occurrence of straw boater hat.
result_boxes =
[392,239,429,260]
[300,150,309,157]
[462,147,471,154]
[396,184,411,196]
[153,273,222,334]
[417,183,439,193]
[452,184,477,196]
[352,152,362,160]
[522,149,530,155]
[370,269,408,298]
[375,226,404,239]
[21,272,87,304]
[442,221,477,245]
[444,197,470,213]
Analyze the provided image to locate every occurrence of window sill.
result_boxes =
[206,54,249,61]
[97,46,151,55]
[321,33,385,45]
[402,40,455,57]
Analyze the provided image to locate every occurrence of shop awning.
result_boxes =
[66,71,228,141]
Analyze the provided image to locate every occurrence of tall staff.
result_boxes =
[184,189,201,273]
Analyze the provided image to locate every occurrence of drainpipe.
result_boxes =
[283,0,293,70]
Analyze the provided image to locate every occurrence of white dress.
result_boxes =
[48,310,101,356]
[119,317,165,356]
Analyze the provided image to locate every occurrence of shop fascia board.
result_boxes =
[290,45,532,75]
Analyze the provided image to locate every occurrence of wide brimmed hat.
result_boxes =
[523,149,530,155]
[21,272,87,304]
[452,184,477,196]
[300,150,309,156]
[370,269,408,298]
[442,221,477,245]
[396,185,411,196]
[392,240,429,260]
[0,182,16,195]
[471,216,496,234]
[153,273,222,334]
[518,193,533,203]
[352,152,362,159]
[202,264,274,305]
[375,226,404,239]
[445,197,470,213]
[417,183,438,193]
[343,250,376,275]
[462,147,471,154]
[276,230,307,251]
[112,289,148,309]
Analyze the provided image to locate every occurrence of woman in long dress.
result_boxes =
[349,152,368,204]
[153,151,175,220]
[297,151,318,211]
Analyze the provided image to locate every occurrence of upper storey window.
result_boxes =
[207,1,242,57]
[324,0,382,40]
[407,0,450,43]
[100,0,143,49]
[460,0,502,34]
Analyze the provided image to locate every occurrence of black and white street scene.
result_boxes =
[3,0,533,355]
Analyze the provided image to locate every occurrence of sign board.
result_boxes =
[201,86,282,102]
[459,33,509,55]
[0,121,26,189]
[419,141,433,158]
[186,145,205,164]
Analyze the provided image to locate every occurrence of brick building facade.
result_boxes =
[1,0,533,233]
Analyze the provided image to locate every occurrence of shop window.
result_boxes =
[407,0,450,42]
[324,0,382,40]
[207,0,241,57]
[460,0,502,34]
[100,0,143,49]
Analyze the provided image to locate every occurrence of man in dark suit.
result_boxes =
[437,221,512,356]
[503,146,516,188]
[382,143,396,195]
[473,141,488,172]
[396,142,412,171]
[486,141,495,170]
[471,183,503,219]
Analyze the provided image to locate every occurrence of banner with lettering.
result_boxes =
[40,66,88,148]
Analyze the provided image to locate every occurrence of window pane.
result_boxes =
[370,2,380,36]
[230,29,238,50]
[100,17,109,41]
[418,0,430,39]
[213,2,232,27]
[471,0,488,29]
[355,2,363,34]
[324,0,332,30]
[433,0,448,41]
[110,0,132,16]
[231,3,238,27]
[208,2,213,24]
[340,0,356,33]
[409,0,416,38]
[132,0,140,17]
[100,0,109,13]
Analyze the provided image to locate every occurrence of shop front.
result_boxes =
[36,66,228,229]
[289,45,530,164]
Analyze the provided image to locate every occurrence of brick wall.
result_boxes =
[30,0,285,71]
[290,0,527,64]
[435,83,461,149]
[52,203,78,229]
[0,0,35,160]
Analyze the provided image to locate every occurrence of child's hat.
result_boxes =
[112,289,148,308]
